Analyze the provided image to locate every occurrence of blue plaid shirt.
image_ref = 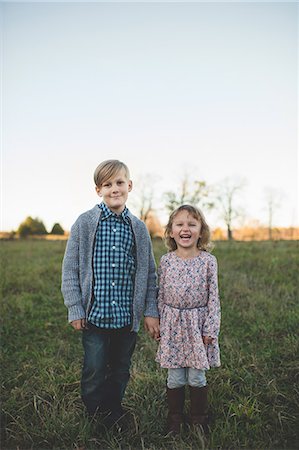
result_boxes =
[88,202,136,329]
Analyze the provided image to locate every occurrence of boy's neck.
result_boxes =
[103,202,126,215]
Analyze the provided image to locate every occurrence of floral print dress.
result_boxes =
[156,251,221,370]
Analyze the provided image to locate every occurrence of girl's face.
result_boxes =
[170,210,202,251]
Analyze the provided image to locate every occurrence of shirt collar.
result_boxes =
[99,202,130,224]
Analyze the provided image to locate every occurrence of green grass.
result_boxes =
[1,239,298,449]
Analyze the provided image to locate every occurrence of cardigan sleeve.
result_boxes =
[143,236,159,318]
[61,221,86,322]
[202,255,221,338]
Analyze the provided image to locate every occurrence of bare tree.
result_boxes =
[139,186,154,222]
[264,187,283,240]
[131,174,157,221]
[164,175,213,214]
[215,178,246,240]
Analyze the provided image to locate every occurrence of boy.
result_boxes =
[61,159,159,429]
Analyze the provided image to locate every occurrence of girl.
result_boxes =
[156,205,221,434]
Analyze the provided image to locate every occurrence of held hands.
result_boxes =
[71,318,87,331]
[144,317,160,341]
[203,335,214,345]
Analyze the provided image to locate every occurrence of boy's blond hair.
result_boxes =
[164,204,213,252]
[94,160,130,188]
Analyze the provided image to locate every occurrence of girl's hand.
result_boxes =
[71,318,86,331]
[203,335,214,345]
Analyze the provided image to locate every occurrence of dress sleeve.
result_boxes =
[157,257,166,315]
[202,256,221,338]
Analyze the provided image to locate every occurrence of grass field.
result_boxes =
[1,239,298,450]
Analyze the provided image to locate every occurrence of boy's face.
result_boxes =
[95,169,132,214]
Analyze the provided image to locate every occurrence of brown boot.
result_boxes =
[189,385,209,429]
[166,386,185,435]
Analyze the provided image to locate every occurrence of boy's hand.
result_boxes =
[71,318,86,331]
[144,317,160,340]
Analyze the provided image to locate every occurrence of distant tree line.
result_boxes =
[17,217,64,238]
[16,176,283,241]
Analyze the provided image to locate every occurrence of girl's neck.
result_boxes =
[174,247,201,259]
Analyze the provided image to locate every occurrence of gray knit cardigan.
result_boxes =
[61,205,159,332]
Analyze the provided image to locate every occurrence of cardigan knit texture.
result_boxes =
[61,205,159,332]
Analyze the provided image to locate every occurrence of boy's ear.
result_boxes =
[95,186,102,197]
[128,180,133,192]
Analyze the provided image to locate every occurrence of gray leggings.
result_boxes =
[167,368,207,388]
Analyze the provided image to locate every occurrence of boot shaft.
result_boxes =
[166,386,185,434]
[189,385,209,426]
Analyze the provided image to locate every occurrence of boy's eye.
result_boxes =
[117,181,124,185]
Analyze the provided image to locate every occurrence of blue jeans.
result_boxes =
[81,324,137,415]
[167,368,207,389]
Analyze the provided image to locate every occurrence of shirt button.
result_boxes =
[111,301,116,305]
[112,246,116,250]
[113,228,117,232]
[112,263,115,268]
[112,282,115,286]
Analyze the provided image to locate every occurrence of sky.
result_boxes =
[1,1,298,232]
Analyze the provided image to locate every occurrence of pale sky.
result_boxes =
[1,1,298,232]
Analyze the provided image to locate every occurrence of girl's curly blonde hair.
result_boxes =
[164,204,213,252]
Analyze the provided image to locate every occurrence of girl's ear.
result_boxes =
[95,186,102,197]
